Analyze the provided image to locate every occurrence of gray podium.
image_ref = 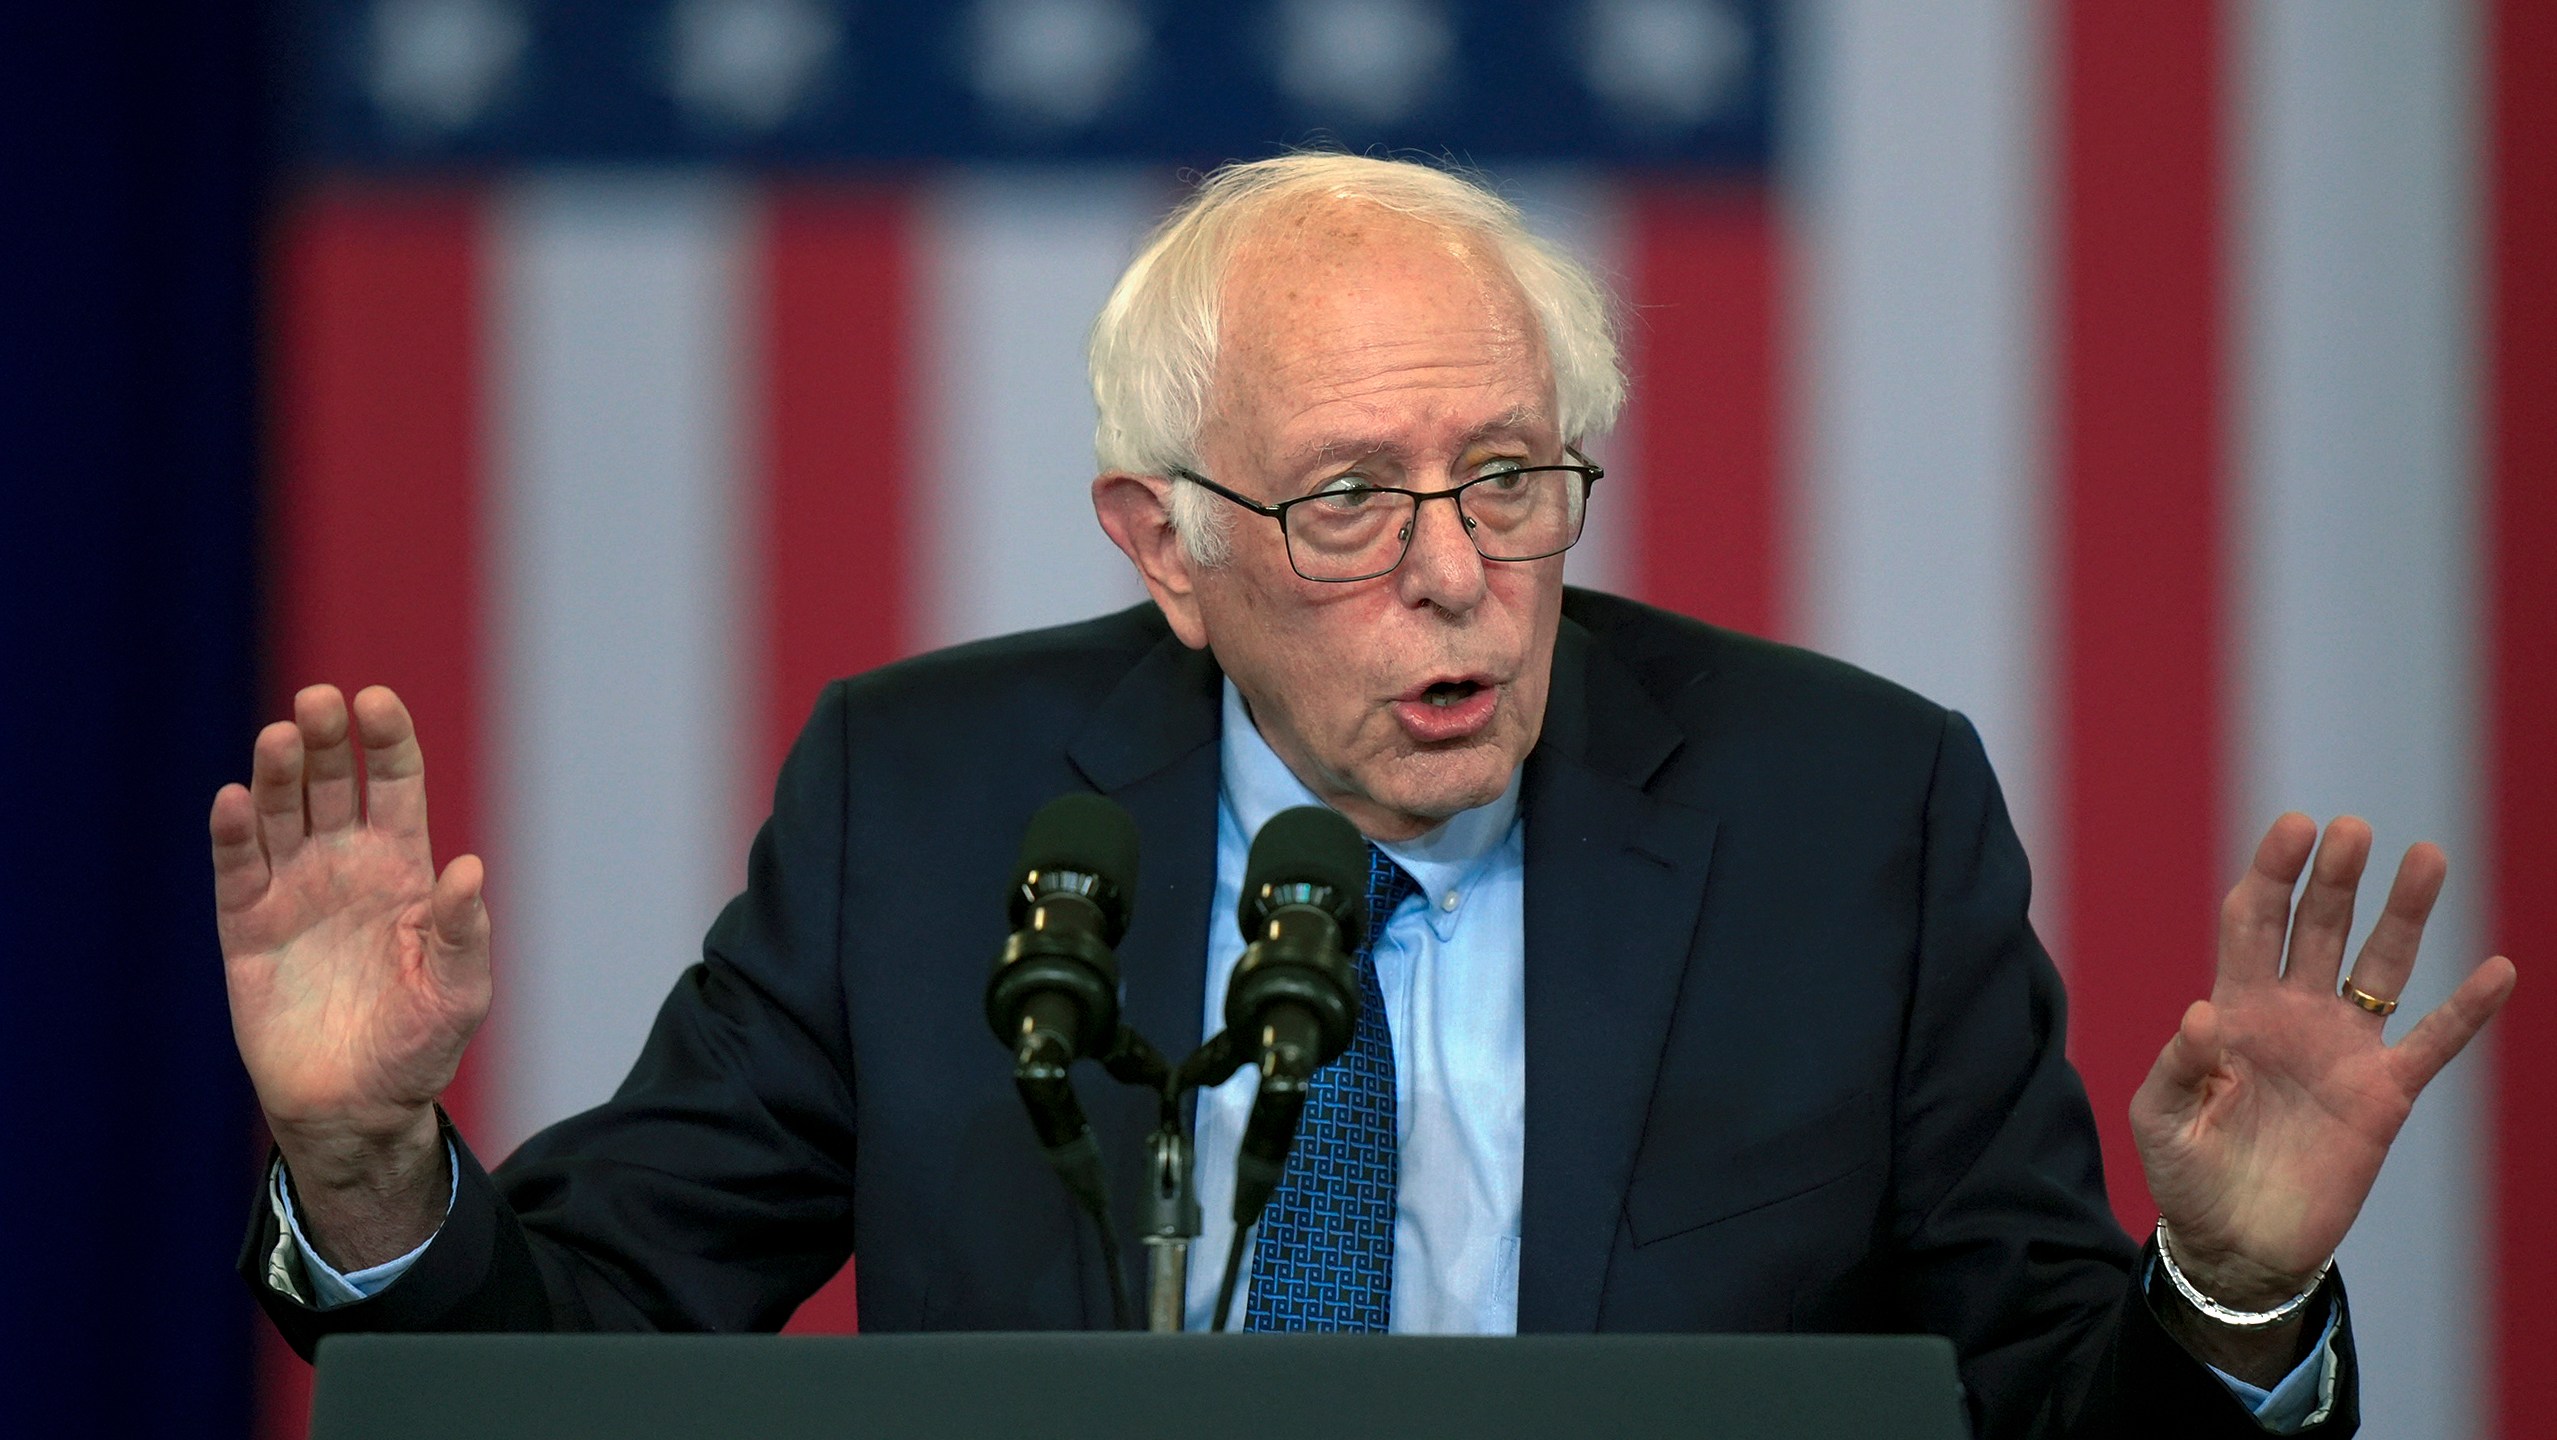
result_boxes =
[308,1332,1969,1440]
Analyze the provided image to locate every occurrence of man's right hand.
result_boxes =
[211,684,491,1271]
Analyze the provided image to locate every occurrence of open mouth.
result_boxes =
[1392,674,1499,742]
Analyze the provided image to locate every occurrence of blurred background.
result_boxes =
[3,1,2547,1436]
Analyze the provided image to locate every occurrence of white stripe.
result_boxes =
[918,169,1159,647]
[2231,4,2484,1434]
[1789,0,2054,907]
[487,175,750,1158]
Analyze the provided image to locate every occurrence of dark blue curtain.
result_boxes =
[0,5,267,1436]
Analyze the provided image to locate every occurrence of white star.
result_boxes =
[665,0,844,134]
[1272,0,1453,126]
[1578,0,1750,133]
[366,0,529,136]
[966,0,1151,132]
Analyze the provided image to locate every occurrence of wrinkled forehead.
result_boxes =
[1207,200,1548,425]
[1217,198,1521,333]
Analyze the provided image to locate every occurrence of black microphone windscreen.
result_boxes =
[1239,805,1369,944]
[1018,792,1141,898]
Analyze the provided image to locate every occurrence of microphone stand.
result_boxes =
[1028,1014,1304,1331]
[1096,1028,1203,1332]
[1168,1030,1257,1331]
[1139,1102,1198,1331]
[1125,1029,1258,1331]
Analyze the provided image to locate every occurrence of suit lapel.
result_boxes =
[1065,624,1224,1314]
[1517,617,1721,1333]
[1066,625,1223,1068]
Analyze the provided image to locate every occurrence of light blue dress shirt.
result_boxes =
[1186,681,1527,1334]
[282,676,2337,1428]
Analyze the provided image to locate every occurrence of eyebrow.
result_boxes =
[1277,405,1554,473]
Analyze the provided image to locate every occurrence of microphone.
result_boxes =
[1221,805,1371,1230]
[985,792,1138,1146]
[981,792,1135,1089]
[984,791,1141,1327]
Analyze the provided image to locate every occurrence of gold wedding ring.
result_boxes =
[2342,980,2400,1016]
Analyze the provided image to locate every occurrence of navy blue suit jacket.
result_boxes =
[245,590,2356,1438]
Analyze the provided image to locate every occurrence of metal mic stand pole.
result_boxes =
[1142,1031,1256,1331]
[1091,1027,1198,1331]
[1139,1091,1199,1332]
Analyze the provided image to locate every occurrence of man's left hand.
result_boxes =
[2132,813,2517,1350]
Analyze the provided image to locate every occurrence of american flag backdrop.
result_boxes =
[257,2,2553,1438]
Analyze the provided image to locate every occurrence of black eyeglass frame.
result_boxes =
[1167,450,1605,584]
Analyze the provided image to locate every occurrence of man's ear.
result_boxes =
[1092,472,1210,649]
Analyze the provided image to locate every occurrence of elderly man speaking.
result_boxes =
[215,154,2514,1438]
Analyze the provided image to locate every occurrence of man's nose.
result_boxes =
[1394,491,1489,612]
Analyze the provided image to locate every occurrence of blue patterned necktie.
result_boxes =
[1243,842,1422,1332]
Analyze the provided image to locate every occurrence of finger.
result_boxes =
[249,719,308,863]
[2344,841,2448,1012]
[2219,813,2317,985]
[209,783,271,914]
[2130,1003,2219,1187]
[296,685,359,836]
[2392,954,2518,1093]
[2156,999,2224,1095]
[2282,816,2371,990]
[427,853,492,993]
[353,686,430,841]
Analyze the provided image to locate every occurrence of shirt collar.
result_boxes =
[1218,679,1521,907]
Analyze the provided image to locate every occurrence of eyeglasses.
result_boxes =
[1169,453,1603,583]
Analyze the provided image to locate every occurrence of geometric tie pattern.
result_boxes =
[1243,842,1423,1332]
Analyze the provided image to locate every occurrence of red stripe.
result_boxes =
[262,184,490,1437]
[2053,2,2228,1233]
[1624,186,1785,638]
[2489,0,2557,1427]
[754,185,918,794]
[755,184,919,1334]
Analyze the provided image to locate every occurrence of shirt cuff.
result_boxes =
[267,1141,458,1309]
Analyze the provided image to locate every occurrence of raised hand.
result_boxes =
[2131,814,2516,1338]
[211,684,490,1266]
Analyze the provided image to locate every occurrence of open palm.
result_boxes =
[2131,814,2516,1305]
[210,685,490,1156]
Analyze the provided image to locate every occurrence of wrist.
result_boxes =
[271,1104,443,1197]
[2153,1274,2320,1388]
[275,1107,450,1273]
[2155,1217,2331,1324]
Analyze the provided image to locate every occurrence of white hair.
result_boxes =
[1088,152,1626,564]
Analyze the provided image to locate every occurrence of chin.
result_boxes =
[1375,748,1517,821]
